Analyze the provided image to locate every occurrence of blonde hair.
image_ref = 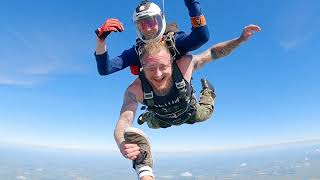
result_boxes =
[140,41,171,62]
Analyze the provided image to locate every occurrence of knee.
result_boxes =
[196,107,214,123]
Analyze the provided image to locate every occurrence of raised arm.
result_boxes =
[94,18,140,76]
[174,0,210,54]
[192,24,261,70]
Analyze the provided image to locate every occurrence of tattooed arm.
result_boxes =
[114,82,143,160]
[192,38,242,70]
[114,84,139,147]
[192,24,261,70]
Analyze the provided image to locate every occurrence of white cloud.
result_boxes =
[160,175,174,179]
[0,140,118,155]
[0,77,38,86]
[304,162,311,167]
[240,163,247,167]
[35,168,43,172]
[153,139,320,153]
[1,26,86,85]
[16,176,27,180]
[280,40,298,50]
[279,33,311,50]
[74,176,90,180]
[22,64,59,75]
[180,172,193,177]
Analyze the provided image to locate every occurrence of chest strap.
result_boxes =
[139,61,189,107]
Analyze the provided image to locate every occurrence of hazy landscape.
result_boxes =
[1,140,320,180]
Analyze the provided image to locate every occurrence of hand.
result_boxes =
[239,24,261,42]
[119,141,141,160]
[95,18,124,40]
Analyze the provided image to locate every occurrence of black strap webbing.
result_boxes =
[172,61,187,99]
[139,71,154,106]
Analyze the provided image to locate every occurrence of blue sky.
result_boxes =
[1,0,320,153]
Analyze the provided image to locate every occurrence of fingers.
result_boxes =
[96,18,124,39]
[112,21,124,32]
[243,25,261,36]
[239,24,261,42]
[106,26,120,32]
[126,149,141,160]
[245,24,261,32]
[105,18,124,32]
[110,25,124,32]
[122,143,141,160]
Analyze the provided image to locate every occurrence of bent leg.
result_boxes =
[193,87,215,123]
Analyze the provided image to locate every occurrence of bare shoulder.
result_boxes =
[176,55,193,82]
[120,78,142,113]
[176,55,193,69]
[127,78,143,103]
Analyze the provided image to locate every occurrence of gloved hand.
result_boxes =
[95,18,124,40]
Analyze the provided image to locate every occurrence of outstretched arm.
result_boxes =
[192,24,261,70]
[114,85,140,160]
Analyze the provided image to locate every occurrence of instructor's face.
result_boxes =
[138,17,159,39]
[142,49,172,92]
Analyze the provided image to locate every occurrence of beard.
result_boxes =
[150,76,173,96]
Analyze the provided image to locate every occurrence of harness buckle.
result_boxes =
[135,39,144,59]
[144,91,154,100]
[165,32,180,60]
[175,80,186,90]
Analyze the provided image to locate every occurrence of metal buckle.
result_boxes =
[144,91,153,99]
[175,80,186,89]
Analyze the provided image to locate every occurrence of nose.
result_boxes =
[155,67,162,77]
[142,22,153,31]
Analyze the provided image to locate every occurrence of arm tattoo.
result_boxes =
[128,91,137,102]
[211,38,242,59]
[120,90,138,113]
[193,38,243,71]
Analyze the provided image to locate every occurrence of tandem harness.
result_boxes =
[138,61,196,126]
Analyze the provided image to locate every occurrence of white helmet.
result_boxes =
[133,1,166,44]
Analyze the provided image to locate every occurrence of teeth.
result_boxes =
[154,77,165,83]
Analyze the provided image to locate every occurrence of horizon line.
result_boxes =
[1,138,320,154]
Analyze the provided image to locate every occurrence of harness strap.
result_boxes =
[164,32,180,61]
[139,71,154,106]
[139,61,190,109]
[172,61,187,100]
[135,39,145,60]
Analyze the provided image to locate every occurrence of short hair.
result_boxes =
[140,41,171,63]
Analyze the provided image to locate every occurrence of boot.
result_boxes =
[201,78,216,98]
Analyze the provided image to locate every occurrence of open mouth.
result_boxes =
[154,77,165,83]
